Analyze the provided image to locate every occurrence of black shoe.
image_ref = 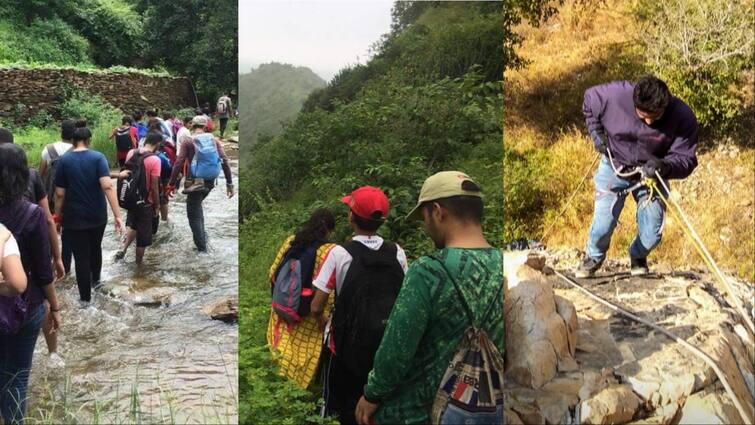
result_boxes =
[630,257,649,276]
[575,256,603,278]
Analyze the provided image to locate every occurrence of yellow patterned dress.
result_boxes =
[266,235,335,388]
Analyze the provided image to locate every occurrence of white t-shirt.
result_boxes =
[176,127,192,156]
[3,234,19,258]
[312,235,408,295]
[40,141,73,165]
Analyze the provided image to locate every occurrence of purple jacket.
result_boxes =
[0,200,53,307]
[583,81,699,179]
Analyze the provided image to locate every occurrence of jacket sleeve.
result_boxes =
[214,138,233,185]
[583,85,609,148]
[664,114,699,179]
[364,261,431,403]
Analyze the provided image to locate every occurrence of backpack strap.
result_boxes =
[46,145,59,162]
[430,250,503,330]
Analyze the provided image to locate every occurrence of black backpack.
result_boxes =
[117,150,155,210]
[115,127,133,151]
[330,241,405,378]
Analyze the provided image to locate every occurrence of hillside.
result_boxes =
[503,0,754,279]
[239,2,510,423]
[239,62,325,151]
[0,0,237,101]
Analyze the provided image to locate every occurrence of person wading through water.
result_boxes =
[39,120,76,275]
[310,186,408,425]
[114,132,163,263]
[1,128,66,367]
[216,92,233,139]
[165,115,234,253]
[355,171,504,425]
[109,115,138,167]
[53,127,123,306]
[0,143,62,425]
[575,75,699,278]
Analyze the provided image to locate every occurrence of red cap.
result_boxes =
[341,186,390,220]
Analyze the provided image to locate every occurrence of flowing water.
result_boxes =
[28,149,239,424]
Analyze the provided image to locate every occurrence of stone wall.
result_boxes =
[0,68,196,122]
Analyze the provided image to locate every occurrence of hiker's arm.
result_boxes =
[38,159,48,178]
[214,139,233,185]
[54,187,65,217]
[100,176,123,230]
[311,289,330,330]
[662,115,699,180]
[364,262,432,403]
[583,84,609,150]
[0,235,27,296]
[151,174,160,213]
[38,196,64,281]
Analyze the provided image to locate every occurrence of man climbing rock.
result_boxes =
[576,75,699,278]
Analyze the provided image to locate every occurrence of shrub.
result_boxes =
[637,0,754,136]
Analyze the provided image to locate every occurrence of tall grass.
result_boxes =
[503,0,755,280]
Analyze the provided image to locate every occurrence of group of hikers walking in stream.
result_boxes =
[266,172,505,425]
[0,93,235,425]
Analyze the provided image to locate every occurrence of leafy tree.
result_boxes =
[137,0,238,102]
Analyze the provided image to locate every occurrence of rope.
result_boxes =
[541,153,601,242]
[552,270,754,424]
[647,174,755,335]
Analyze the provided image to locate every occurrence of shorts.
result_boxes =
[126,204,155,248]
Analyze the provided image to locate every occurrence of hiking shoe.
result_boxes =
[48,352,65,369]
[630,257,649,276]
[575,256,603,278]
[114,249,126,261]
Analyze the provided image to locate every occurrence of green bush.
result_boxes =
[637,0,754,136]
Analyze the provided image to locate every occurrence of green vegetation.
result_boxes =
[237,2,546,422]
[503,0,754,279]
[0,0,237,101]
[239,63,325,152]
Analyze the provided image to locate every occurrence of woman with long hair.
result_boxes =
[267,208,337,388]
[54,128,123,305]
[0,143,61,424]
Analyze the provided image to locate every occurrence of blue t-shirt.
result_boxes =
[54,149,110,230]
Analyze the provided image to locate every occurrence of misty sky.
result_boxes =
[238,0,394,81]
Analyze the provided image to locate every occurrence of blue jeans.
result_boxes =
[440,403,503,425]
[0,303,45,425]
[586,157,667,262]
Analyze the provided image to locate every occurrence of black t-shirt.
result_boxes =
[25,169,46,204]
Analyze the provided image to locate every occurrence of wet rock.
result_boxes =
[578,385,640,425]
[131,287,176,307]
[203,297,238,323]
[504,252,579,389]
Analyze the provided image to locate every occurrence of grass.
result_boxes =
[0,62,172,78]
[13,121,118,168]
[503,0,755,280]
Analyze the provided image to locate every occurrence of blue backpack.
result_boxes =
[190,134,221,180]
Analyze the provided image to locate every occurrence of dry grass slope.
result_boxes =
[504,0,754,280]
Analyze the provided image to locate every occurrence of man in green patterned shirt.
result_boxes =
[355,171,504,425]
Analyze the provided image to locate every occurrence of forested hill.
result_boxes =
[239,63,325,150]
[0,0,236,101]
